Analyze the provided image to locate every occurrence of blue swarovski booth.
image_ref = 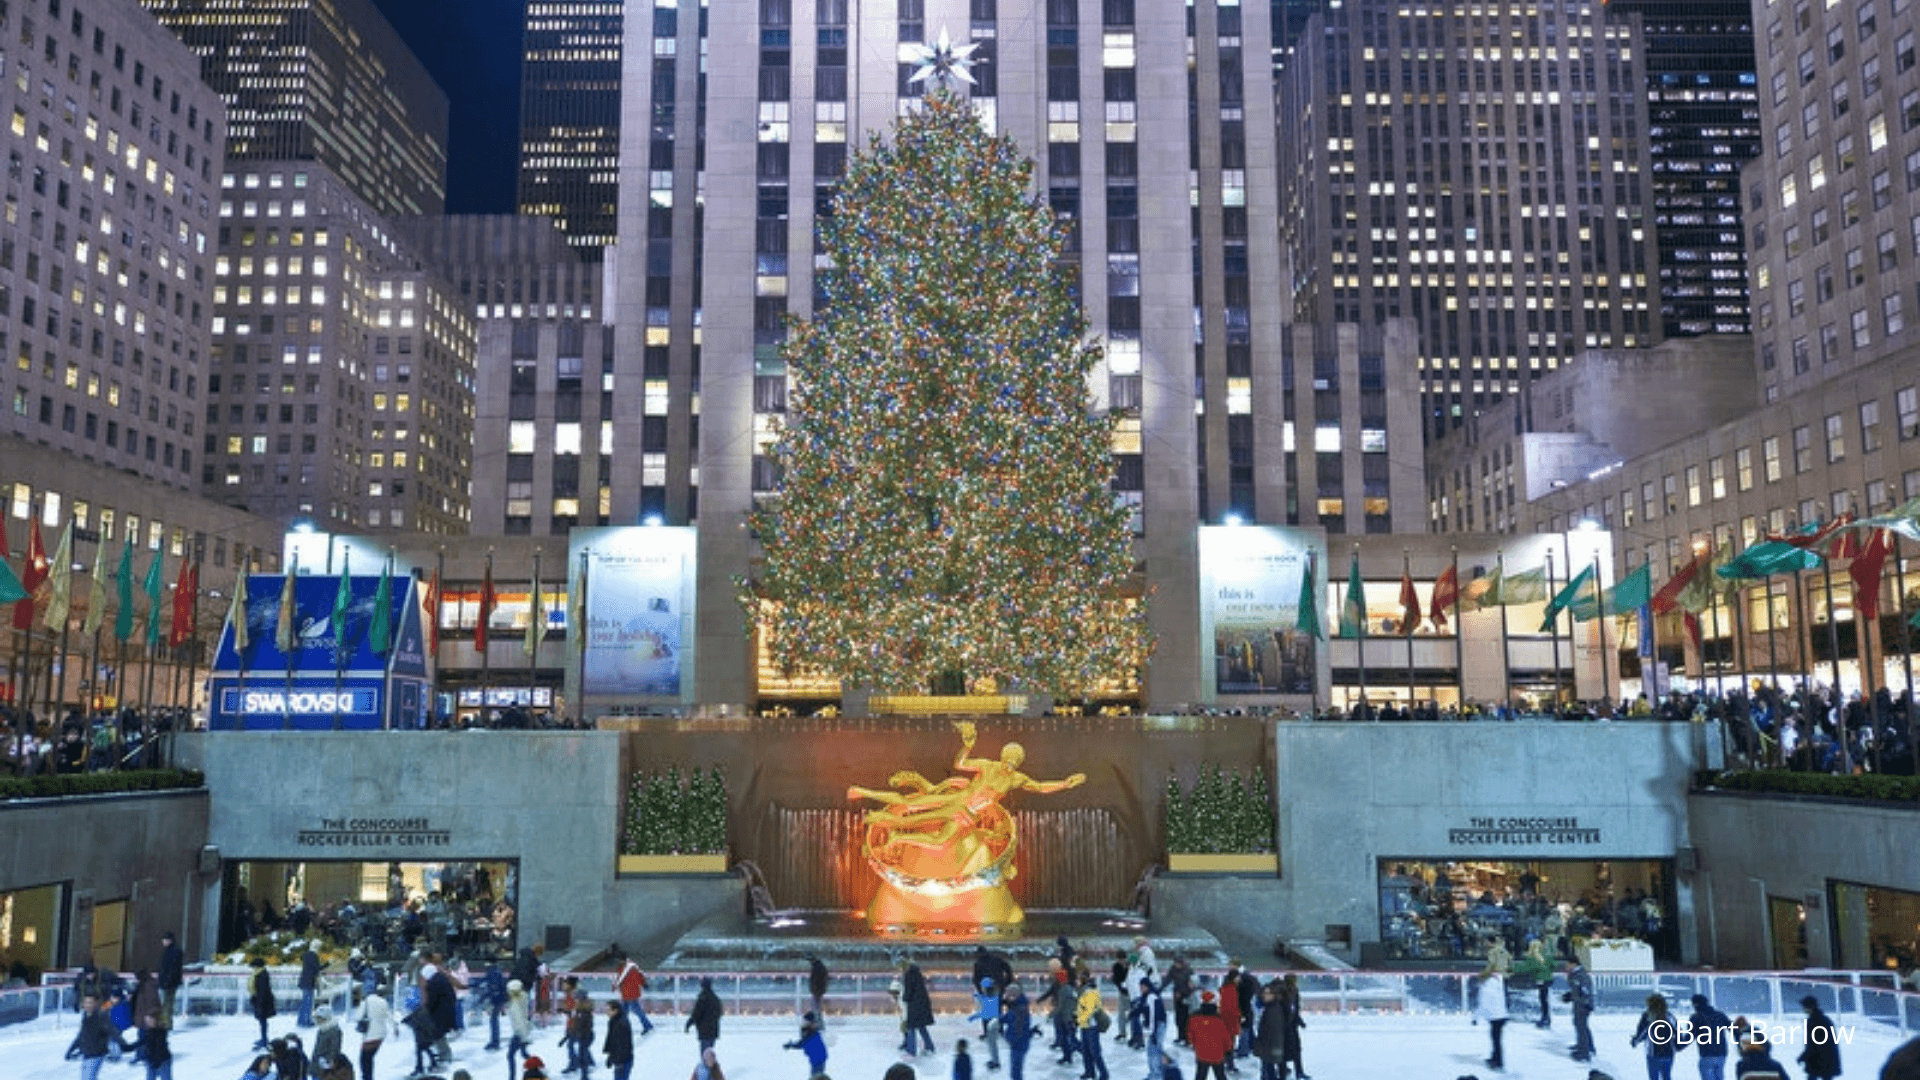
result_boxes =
[207,573,432,730]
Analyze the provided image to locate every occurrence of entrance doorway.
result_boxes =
[1768,895,1808,969]
[91,899,127,971]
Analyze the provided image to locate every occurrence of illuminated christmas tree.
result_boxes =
[748,91,1149,695]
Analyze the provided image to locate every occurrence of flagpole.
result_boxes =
[1893,534,1917,755]
[1546,548,1564,712]
[481,547,494,729]
[1819,532,1850,773]
[1449,547,1464,712]
[284,555,298,730]
[576,548,590,728]
[528,546,542,720]
[1496,551,1513,713]
[1354,544,1368,720]
[1403,548,1416,712]
[1593,551,1612,710]
[334,555,348,733]
[1788,562,1815,748]
[236,554,251,725]
[184,543,204,729]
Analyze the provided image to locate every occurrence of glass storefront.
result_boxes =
[1831,880,1920,974]
[0,882,65,981]
[1378,858,1677,963]
[219,859,517,960]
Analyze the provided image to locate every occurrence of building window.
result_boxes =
[1736,447,1754,491]
[1861,400,1882,452]
[1825,413,1845,462]
[1763,436,1782,483]
[1792,426,1813,473]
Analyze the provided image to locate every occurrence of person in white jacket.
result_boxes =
[356,984,392,1080]
[1472,971,1509,1072]
[506,979,534,1080]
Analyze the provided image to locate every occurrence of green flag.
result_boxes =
[114,537,136,643]
[1493,566,1549,605]
[1716,540,1822,581]
[83,536,109,636]
[143,550,165,648]
[369,555,393,655]
[1460,566,1499,613]
[1541,564,1597,631]
[1294,555,1323,639]
[0,553,24,604]
[1855,496,1920,542]
[1575,562,1652,622]
[227,561,252,654]
[524,558,543,659]
[332,551,353,661]
[1338,553,1366,638]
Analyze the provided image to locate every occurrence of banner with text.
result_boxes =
[1198,525,1320,698]
[568,526,696,698]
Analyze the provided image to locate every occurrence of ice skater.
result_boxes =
[782,1011,828,1077]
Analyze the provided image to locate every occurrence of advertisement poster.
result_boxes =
[568,526,696,697]
[1198,525,1319,698]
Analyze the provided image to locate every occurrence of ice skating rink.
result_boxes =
[11,1008,1914,1080]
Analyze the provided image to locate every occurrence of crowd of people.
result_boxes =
[1380,865,1671,965]
[3,705,186,775]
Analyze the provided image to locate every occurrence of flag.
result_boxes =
[332,551,354,662]
[1338,553,1366,638]
[1681,612,1703,652]
[370,555,393,655]
[423,566,441,654]
[40,521,72,631]
[1772,517,1846,551]
[13,515,48,630]
[0,518,20,606]
[1651,552,1705,615]
[1716,540,1822,580]
[569,556,590,645]
[113,537,135,644]
[524,558,543,658]
[275,556,299,654]
[1853,496,1920,542]
[475,557,497,653]
[83,537,109,637]
[1460,566,1500,612]
[1396,569,1420,635]
[142,550,165,649]
[1430,564,1459,630]
[1578,562,1651,621]
[1493,566,1549,606]
[227,561,252,654]
[1294,555,1323,639]
[1849,529,1893,621]
[1676,541,1734,614]
[168,559,198,648]
[1540,565,1596,632]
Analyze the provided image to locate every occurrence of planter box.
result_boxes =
[617,853,729,875]
[1166,853,1279,874]
[867,694,1019,716]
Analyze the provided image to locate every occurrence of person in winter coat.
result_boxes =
[240,1053,276,1079]
[1253,982,1288,1080]
[1565,960,1597,1061]
[781,1011,828,1077]
[505,980,534,1080]
[1217,974,1243,1075]
[1278,976,1308,1080]
[806,954,830,1026]
[1188,992,1234,1080]
[1167,957,1195,1047]
[602,999,635,1080]
[1630,994,1680,1080]
[1515,940,1555,1029]
[355,986,391,1080]
[481,958,509,1049]
[1472,970,1509,1072]
[902,960,937,1057]
[1074,973,1110,1080]
[563,996,596,1077]
[1138,977,1170,1080]
[1733,1035,1790,1079]
[1684,994,1735,1080]
[1797,996,1843,1080]
[250,958,278,1050]
[1039,959,1076,1064]
[157,932,185,1021]
[139,1012,173,1080]
[1002,981,1034,1080]
[685,976,724,1051]
[297,943,322,1028]
[613,951,655,1035]
[965,978,1003,1069]
[689,1046,726,1080]
[67,994,118,1080]
[309,1008,344,1079]
[1235,965,1261,1062]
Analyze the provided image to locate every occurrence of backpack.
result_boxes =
[1093,1007,1111,1033]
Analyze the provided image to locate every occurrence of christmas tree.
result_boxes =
[1163,774,1192,854]
[1245,769,1277,854]
[746,91,1150,695]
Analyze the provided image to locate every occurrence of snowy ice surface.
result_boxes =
[10,1008,1914,1080]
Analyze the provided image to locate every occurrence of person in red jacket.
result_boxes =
[1188,992,1234,1080]
[1216,977,1242,1075]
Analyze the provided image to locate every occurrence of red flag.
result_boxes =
[168,559,198,647]
[1849,529,1893,621]
[1682,612,1703,652]
[12,516,48,631]
[1398,571,1420,635]
[474,561,496,653]
[1773,516,1848,551]
[1650,552,1704,615]
[423,568,441,654]
[1429,564,1458,630]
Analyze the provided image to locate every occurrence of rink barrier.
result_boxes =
[7,967,1913,1043]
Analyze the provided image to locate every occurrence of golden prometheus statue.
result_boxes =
[847,720,1086,933]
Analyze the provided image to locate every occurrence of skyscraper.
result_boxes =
[1278,0,1662,439]
[1609,0,1763,338]
[516,0,624,259]
[588,0,1424,708]
[143,0,450,218]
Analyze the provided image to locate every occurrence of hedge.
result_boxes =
[1695,769,1920,802]
[0,769,205,801]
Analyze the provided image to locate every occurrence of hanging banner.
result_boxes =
[567,526,696,697]
[1198,526,1320,697]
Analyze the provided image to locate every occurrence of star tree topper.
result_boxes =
[905,27,984,91]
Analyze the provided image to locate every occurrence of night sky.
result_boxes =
[371,0,526,214]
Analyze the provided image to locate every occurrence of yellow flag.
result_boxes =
[40,522,73,631]
[83,533,109,636]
